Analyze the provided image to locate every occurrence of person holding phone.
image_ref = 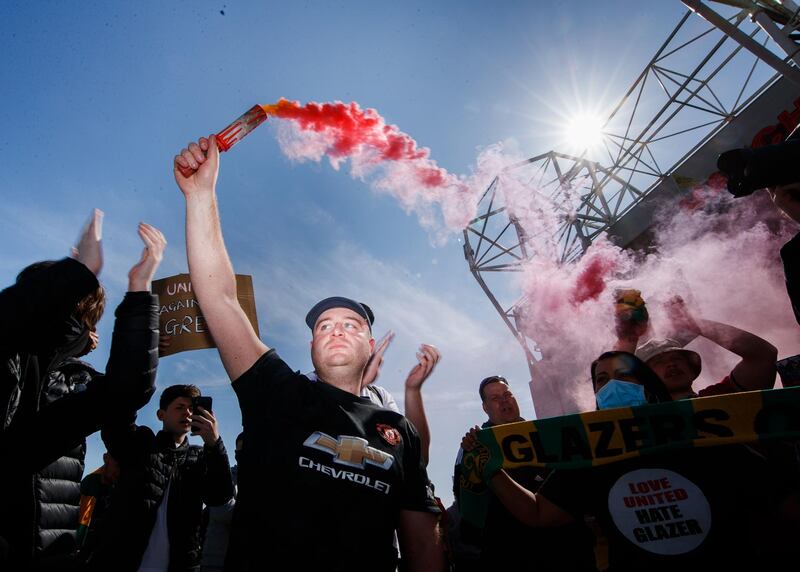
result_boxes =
[89,385,234,572]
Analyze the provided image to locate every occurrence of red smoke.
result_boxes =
[570,249,620,304]
[265,98,461,191]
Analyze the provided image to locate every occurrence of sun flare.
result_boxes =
[563,113,605,152]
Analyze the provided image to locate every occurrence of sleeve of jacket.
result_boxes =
[101,417,149,468]
[202,437,235,507]
[99,291,160,416]
[0,257,98,352]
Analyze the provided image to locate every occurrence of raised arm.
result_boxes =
[100,223,165,413]
[174,136,268,380]
[666,296,777,390]
[403,344,439,465]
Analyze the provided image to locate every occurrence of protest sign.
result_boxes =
[152,273,259,356]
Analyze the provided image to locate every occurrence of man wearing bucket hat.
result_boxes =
[173,136,444,571]
[635,296,777,399]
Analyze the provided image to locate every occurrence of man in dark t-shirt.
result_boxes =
[229,348,439,570]
[173,135,444,571]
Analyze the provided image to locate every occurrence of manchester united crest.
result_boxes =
[376,423,402,446]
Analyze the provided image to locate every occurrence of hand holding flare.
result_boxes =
[175,104,272,178]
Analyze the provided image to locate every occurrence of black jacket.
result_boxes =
[0,258,159,569]
[91,427,235,572]
[31,359,98,568]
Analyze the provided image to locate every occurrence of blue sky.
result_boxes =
[2,0,693,504]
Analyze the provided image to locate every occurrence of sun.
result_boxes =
[563,112,606,152]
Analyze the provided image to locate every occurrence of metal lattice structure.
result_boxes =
[463,1,800,385]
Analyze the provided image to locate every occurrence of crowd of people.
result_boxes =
[1,125,798,571]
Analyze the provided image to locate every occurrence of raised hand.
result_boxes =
[173,135,219,198]
[664,295,702,337]
[190,406,220,446]
[614,288,649,338]
[128,223,167,292]
[71,208,104,276]
[461,426,481,452]
[405,344,440,390]
[362,330,395,388]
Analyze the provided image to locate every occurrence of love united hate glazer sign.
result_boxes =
[151,273,259,356]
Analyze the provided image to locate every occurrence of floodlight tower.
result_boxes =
[464,3,800,417]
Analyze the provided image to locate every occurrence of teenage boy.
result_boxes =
[88,385,234,572]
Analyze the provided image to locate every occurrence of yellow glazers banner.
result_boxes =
[459,387,800,526]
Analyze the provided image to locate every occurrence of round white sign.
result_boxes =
[607,467,711,555]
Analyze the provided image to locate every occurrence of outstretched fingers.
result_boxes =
[138,222,167,259]
[407,343,440,388]
[363,330,395,387]
[374,330,395,359]
[127,222,167,291]
[72,208,104,276]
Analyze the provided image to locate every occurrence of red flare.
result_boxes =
[216,104,268,152]
[177,104,269,178]
[178,99,467,225]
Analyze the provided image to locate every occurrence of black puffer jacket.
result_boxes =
[31,359,97,565]
[90,428,234,572]
[0,258,159,570]
[32,442,85,568]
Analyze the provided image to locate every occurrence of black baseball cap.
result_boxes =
[305,296,375,331]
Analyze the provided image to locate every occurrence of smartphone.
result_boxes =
[192,396,213,413]
[190,396,213,435]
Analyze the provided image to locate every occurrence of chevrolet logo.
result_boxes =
[303,432,394,470]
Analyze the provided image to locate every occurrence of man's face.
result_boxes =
[157,396,193,438]
[482,382,521,425]
[647,351,695,395]
[310,307,374,373]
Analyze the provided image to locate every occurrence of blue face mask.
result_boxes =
[595,379,648,410]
